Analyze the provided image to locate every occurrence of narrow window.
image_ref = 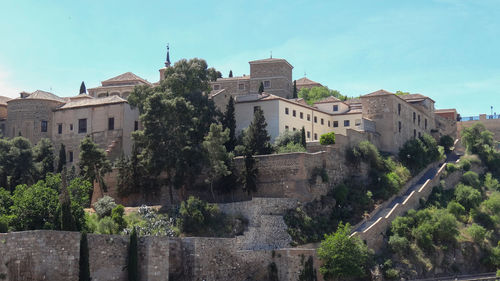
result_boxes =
[307,131,311,138]
[264,80,271,88]
[414,129,416,138]
[314,133,318,140]
[307,114,311,121]
[300,112,303,119]
[333,121,339,127]
[344,120,350,127]
[70,124,73,131]
[134,121,139,131]
[41,120,48,132]
[78,119,87,133]
[285,125,289,130]
[328,121,331,127]
[333,105,339,112]
[69,151,73,163]
[293,127,296,131]
[314,116,317,123]
[285,108,289,115]
[108,117,114,130]
[321,118,324,125]
[398,104,401,116]
[418,132,421,138]
[425,119,428,130]
[58,124,62,134]
[418,115,421,126]
[292,110,296,117]
[398,121,402,133]
[413,112,416,123]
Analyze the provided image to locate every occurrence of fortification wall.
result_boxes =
[0,231,169,281]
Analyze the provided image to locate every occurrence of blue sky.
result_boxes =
[0,0,499,116]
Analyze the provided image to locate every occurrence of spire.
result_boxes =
[79,81,87,94]
[165,44,171,67]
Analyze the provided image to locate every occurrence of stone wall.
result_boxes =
[0,231,169,281]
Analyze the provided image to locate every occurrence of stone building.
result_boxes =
[0,96,11,135]
[295,76,322,91]
[88,72,151,99]
[6,90,66,144]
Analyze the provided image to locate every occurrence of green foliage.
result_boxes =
[79,232,90,281]
[484,173,500,190]
[439,135,455,153]
[93,196,117,218]
[301,127,307,149]
[126,205,177,237]
[293,80,298,99]
[298,86,347,105]
[298,256,318,281]
[385,268,400,279]
[57,143,66,173]
[455,184,482,210]
[0,215,8,233]
[128,227,138,281]
[318,223,373,280]
[222,96,237,152]
[6,137,36,190]
[447,201,466,221]
[481,192,500,215]
[60,170,76,231]
[347,141,383,169]
[267,262,279,281]
[258,82,264,93]
[0,187,12,215]
[319,132,335,145]
[96,216,117,234]
[461,171,481,189]
[399,134,440,173]
[446,163,459,173]
[242,151,258,195]
[274,130,302,148]
[33,138,55,179]
[111,205,127,232]
[388,234,410,255]
[244,107,273,155]
[276,142,306,154]
[79,136,111,191]
[467,223,487,244]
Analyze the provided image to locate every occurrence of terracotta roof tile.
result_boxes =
[295,77,321,86]
[102,72,150,85]
[57,95,127,110]
[362,89,394,97]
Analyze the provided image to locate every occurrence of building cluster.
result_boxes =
[0,49,457,168]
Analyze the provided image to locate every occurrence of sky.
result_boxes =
[0,0,499,116]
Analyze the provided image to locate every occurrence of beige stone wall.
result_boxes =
[315,101,350,114]
[211,77,250,95]
[88,84,135,99]
[0,104,7,119]
[6,99,63,144]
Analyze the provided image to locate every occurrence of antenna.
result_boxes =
[270,51,272,58]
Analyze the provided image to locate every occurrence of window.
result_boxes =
[263,80,271,88]
[285,107,289,115]
[300,112,303,119]
[307,131,311,138]
[238,84,245,90]
[328,121,331,127]
[58,124,62,134]
[333,105,339,112]
[253,106,261,113]
[418,115,421,126]
[398,104,401,116]
[70,124,73,131]
[307,114,310,121]
[355,119,361,126]
[292,110,296,117]
[314,116,317,123]
[293,127,296,131]
[344,120,350,127]
[418,132,421,138]
[213,84,220,90]
[333,121,339,127]
[413,112,416,123]
[414,129,417,138]
[78,118,87,133]
[41,120,48,132]
[285,125,289,130]
[314,133,318,140]
[108,117,115,130]
[398,121,402,133]
[69,151,73,163]
[425,119,428,130]
[134,121,139,131]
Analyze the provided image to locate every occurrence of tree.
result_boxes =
[60,168,76,231]
[274,130,302,148]
[34,138,55,179]
[128,227,139,281]
[319,132,335,145]
[298,86,346,105]
[244,107,273,155]
[57,143,66,173]
[79,81,87,94]
[0,138,12,189]
[455,184,482,210]
[8,137,35,189]
[318,223,372,280]
[203,124,234,200]
[111,204,127,232]
[222,96,237,152]
[79,136,111,191]
[259,82,264,94]
[439,135,454,153]
[242,150,258,195]
[301,127,307,149]
[79,232,90,281]
[229,70,233,78]
[207,67,222,81]
[293,80,298,99]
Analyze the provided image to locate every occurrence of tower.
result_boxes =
[159,44,171,81]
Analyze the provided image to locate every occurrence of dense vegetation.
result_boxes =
[298,86,347,105]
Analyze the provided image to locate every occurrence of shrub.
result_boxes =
[111,205,127,232]
[93,196,117,218]
[447,201,466,221]
[446,163,459,173]
[352,141,383,169]
[481,192,500,214]
[388,234,410,254]
[484,173,500,191]
[0,187,12,215]
[274,130,302,147]
[467,223,487,244]
[96,216,117,234]
[455,184,482,210]
[412,222,434,251]
[461,171,481,189]
[0,215,8,233]
[276,142,306,154]
[385,268,399,279]
[178,196,221,235]
[319,132,335,145]
[459,159,471,171]
[391,216,415,238]
[439,135,455,153]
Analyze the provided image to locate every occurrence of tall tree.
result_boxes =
[293,80,298,99]
[128,227,139,281]
[79,136,111,191]
[79,81,87,94]
[34,138,55,179]
[229,70,233,78]
[57,144,66,173]
[222,96,237,151]
[203,124,233,200]
[259,82,265,94]
[8,137,35,190]
[242,150,258,195]
[301,127,307,149]
[0,139,12,189]
[244,107,273,155]
[60,168,76,231]
[79,232,91,281]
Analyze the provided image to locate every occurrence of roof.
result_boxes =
[0,96,11,106]
[399,93,435,103]
[344,98,362,105]
[102,72,150,85]
[314,96,341,104]
[213,76,250,82]
[248,58,293,69]
[56,95,127,110]
[295,77,321,86]
[8,90,66,103]
[70,94,94,100]
[435,108,457,113]
[362,89,394,97]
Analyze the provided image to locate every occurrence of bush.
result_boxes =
[319,132,335,145]
[481,192,500,214]
[178,196,221,235]
[484,173,500,191]
[461,171,481,189]
[385,268,399,279]
[93,196,117,218]
[447,201,466,221]
[350,141,383,169]
[274,130,302,147]
[439,135,455,153]
[96,216,117,234]
[388,234,410,254]
[276,142,306,154]
[467,223,487,244]
[459,159,471,171]
[0,215,9,233]
[111,205,127,232]
[455,184,482,210]
[446,163,459,173]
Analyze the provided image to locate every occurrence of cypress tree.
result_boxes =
[259,82,264,94]
[60,167,76,231]
[79,81,87,94]
[301,127,307,149]
[128,227,138,281]
[57,143,66,173]
[293,80,298,99]
[229,70,233,78]
[222,96,237,151]
[243,149,258,195]
[79,232,90,281]
[245,107,272,155]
